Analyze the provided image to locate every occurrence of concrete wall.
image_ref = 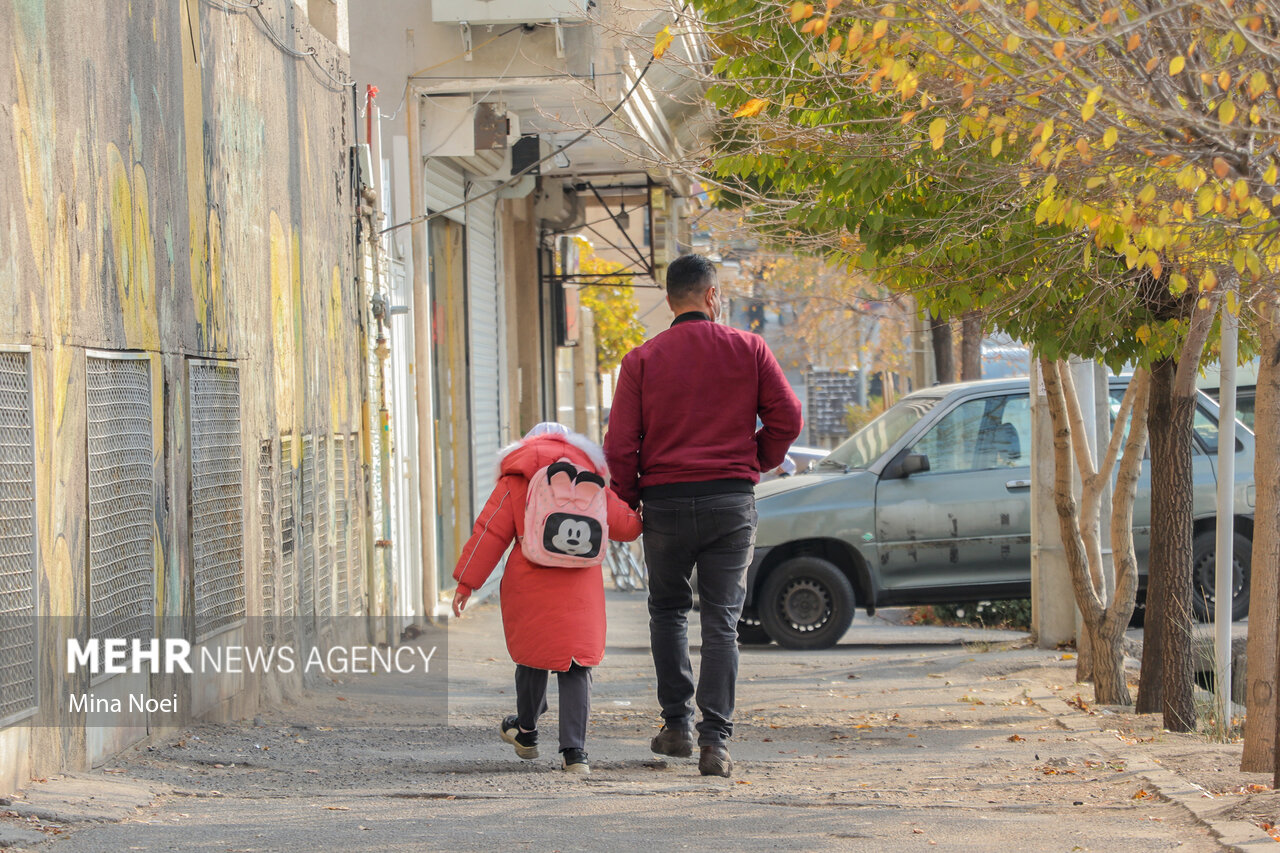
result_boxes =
[0,0,365,786]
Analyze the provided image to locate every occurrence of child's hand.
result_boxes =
[452,586,472,617]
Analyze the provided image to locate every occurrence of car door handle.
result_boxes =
[1005,479,1031,490]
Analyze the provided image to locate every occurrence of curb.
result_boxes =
[1028,687,1278,852]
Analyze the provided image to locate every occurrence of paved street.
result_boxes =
[5,590,1274,852]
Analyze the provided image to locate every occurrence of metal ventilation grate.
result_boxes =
[316,436,331,630]
[278,435,296,645]
[333,436,349,618]
[190,361,245,640]
[299,433,316,639]
[347,434,363,617]
[258,440,276,647]
[86,355,154,643]
[0,352,36,722]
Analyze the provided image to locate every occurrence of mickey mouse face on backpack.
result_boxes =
[544,513,602,559]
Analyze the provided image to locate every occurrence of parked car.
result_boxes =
[740,377,1256,649]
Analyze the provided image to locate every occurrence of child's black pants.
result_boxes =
[515,663,592,752]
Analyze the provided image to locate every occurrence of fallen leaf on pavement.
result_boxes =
[1008,735,1026,742]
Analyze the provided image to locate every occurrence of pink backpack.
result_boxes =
[522,459,610,568]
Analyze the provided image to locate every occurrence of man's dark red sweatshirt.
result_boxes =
[603,312,804,508]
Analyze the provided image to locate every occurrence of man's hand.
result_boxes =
[452,586,472,618]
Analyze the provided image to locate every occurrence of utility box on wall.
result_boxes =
[430,0,589,24]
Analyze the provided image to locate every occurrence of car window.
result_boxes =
[1237,391,1256,431]
[1192,403,1246,453]
[1108,387,1243,454]
[910,394,1029,474]
[825,396,943,470]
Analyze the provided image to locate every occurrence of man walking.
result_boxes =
[604,254,803,777]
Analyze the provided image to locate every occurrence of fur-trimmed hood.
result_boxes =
[496,431,610,484]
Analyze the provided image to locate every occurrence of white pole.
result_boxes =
[1215,282,1239,733]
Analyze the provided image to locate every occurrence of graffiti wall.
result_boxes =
[0,0,366,785]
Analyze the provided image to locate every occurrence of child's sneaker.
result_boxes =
[500,715,539,760]
[561,748,590,775]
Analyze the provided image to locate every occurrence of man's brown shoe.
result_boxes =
[699,744,733,777]
[650,726,695,758]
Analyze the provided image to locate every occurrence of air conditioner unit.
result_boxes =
[422,98,512,158]
[430,0,588,25]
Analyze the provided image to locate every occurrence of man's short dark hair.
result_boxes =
[666,254,717,303]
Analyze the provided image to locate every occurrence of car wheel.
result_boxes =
[758,556,855,650]
[1191,529,1251,623]
[736,614,772,645]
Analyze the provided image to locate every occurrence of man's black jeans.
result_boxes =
[641,492,756,746]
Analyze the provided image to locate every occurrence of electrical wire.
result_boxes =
[202,0,354,90]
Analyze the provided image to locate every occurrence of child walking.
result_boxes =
[451,423,641,774]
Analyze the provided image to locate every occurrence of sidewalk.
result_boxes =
[5,590,1279,851]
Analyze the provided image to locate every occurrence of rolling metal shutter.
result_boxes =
[466,187,502,516]
[424,160,466,223]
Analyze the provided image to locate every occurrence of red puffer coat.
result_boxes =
[452,432,641,671]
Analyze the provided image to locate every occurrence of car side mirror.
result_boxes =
[885,452,930,479]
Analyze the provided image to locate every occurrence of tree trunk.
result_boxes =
[1242,301,1280,772]
[1041,360,1147,706]
[961,311,983,381]
[1135,357,1197,730]
[930,312,954,384]
[1087,619,1129,704]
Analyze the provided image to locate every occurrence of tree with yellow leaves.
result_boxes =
[666,0,1280,748]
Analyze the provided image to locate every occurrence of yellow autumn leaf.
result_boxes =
[1081,102,1095,122]
[1169,55,1185,75]
[1053,41,1065,59]
[872,18,888,40]
[732,98,768,118]
[1024,1,1039,20]
[1213,157,1231,178]
[1169,274,1188,296]
[991,135,1003,156]
[1136,325,1150,344]
[1220,99,1237,125]
[789,2,814,23]
[653,26,674,59]
[1102,127,1118,149]
[1249,71,1268,100]
[1200,269,1218,291]
[929,117,947,150]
